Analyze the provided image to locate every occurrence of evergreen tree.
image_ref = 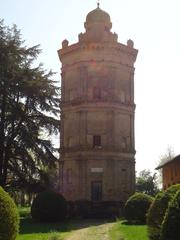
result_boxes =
[0,19,60,190]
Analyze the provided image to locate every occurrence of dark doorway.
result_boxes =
[93,135,101,147]
[91,181,102,201]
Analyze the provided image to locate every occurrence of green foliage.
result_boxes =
[0,19,60,189]
[109,220,148,240]
[18,207,31,219]
[0,186,19,240]
[147,192,165,240]
[124,192,153,224]
[31,190,68,222]
[136,169,159,196]
[147,184,180,240]
[161,189,180,240]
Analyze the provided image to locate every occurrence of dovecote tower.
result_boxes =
[58,4,138,204]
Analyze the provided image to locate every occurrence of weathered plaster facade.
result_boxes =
[58,5,138,203]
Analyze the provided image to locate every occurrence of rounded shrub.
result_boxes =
[161,189,180,240]
[0,186,19,240]
[147,184,180,240]
[31,190,67,222]
[124,192,153,224]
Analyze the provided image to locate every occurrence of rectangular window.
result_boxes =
[93,87,101,99]
[66,169,73,184]
[67,136,73,147]
[93,135,101,147]
[122,169,127,183]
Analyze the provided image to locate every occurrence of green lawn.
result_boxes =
[109,220,148,240]
[17,207,71,240]
[17,208,148,240]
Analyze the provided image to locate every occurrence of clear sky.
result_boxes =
[1,0,180,173]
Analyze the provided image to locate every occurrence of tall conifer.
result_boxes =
[0,20,60,190]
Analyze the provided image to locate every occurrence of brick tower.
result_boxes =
[58,4,138,205]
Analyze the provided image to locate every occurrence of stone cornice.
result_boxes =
[60,147,136,158]
[60,100,135,114]
[61,59,135,72]
[58,42,138,62]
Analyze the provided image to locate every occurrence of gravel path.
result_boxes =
[65,221,114,240]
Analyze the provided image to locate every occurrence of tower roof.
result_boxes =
[85,5,112,30]
[86,7,110,24]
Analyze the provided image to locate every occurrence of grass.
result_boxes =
[17,208,149,240]
[17,207,71,240]
[109,220,148,240]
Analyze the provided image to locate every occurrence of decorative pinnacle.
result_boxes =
[97,0,100,8]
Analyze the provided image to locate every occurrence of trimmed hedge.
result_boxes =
[161,189,180,240]
[75,200,91,218]
[67,200,123,219]
[124,192,153,224]
[0,186,19,240]
[31,190,67,222]
[147,184,180,240]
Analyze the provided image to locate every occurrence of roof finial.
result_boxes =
[97,0,100,8]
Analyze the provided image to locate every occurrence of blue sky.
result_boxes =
[1,0,180,172]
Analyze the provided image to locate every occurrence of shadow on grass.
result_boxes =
[20,217,113,234]
[20,218,70,234]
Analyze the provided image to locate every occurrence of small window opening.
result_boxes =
[93,135,101,147]
[67,169,73,184]
[93,87,101,100]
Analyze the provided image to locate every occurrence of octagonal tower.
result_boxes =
[58,4,138,204]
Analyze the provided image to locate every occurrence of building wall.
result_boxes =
[162,160,180,189]
[58,8,137,203]
[59,58,136,202]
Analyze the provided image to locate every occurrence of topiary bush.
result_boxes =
[147,184,180,240]
[31,190,67,222]
[0,186,19,240]
[124,192,153,224]
[147,191,165,240]
[160,189,180,240]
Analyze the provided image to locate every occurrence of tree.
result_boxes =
[124,192,154,224]
[159,146,175,166]
[157,146,175,186]
[0,19,60,190]
[136,169,159,196]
